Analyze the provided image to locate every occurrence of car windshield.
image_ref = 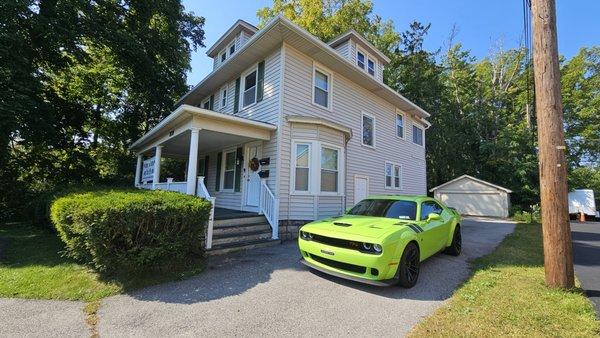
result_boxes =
[347,199,417,220]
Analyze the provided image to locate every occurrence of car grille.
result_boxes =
[309,254,366,274]
[311,234,362,251]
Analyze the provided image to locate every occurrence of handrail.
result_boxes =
[196,176,215,249]
[260,180,279,239]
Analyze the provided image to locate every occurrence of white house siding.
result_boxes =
[333,40,351,60]
[278,46,427,221]
[196,48,282,209]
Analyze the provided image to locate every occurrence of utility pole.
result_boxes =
[530,0,574,289]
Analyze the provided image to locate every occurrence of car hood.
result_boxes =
[301,215,414,239]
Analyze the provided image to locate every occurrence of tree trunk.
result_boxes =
[531,0,574,289]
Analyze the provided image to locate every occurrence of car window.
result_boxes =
[348,199,417,220]
[420,201,443,220]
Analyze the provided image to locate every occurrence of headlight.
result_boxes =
[373,244,382,253]
[307,232,313,240]
[362,243,372,250]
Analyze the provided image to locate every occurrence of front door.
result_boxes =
[244,142,262,210]
[354,175,369,205]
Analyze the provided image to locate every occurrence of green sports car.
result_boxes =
[298,195,462,288]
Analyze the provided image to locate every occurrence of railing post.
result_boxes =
[206,197,215,250]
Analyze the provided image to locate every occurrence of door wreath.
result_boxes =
[249,157,260,172]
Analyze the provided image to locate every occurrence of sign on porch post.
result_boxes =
[142,157,156,182]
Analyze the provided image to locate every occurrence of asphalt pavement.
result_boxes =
[571,221,600,317]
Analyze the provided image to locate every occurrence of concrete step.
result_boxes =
[214,216,267,227]
[207,238,281,255]
[212,229,273,246]
[212,222,271,235]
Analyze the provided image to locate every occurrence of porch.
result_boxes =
[130,104,279,250]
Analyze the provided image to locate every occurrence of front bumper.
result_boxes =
[300,258,397,286]
[298,237,399,284]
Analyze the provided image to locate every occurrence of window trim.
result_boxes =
[240,64,258,110]
[311,62,333,111]
[395,109,406,140]
[291,141,312,195]
[357,49,366,69]
[384,161,403,190]
[219,49,227,63]
[201,98,210,110]
[412,123,425,147]
[319,145,341,195]
[289,139,344,196]
[356,47,377,78]
[220,148,237,192]
[361,112,376,149]
[228,41,236,56]
[220,86,228,110]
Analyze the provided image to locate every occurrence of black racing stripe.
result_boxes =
[407,224,422,233]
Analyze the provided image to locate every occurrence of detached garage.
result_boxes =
[430,175,512,218]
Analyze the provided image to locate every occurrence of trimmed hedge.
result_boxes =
[50,189,212,273]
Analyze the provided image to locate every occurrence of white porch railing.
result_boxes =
[259,180,279,239]
[154,180,187,194]
[196,176,216,249]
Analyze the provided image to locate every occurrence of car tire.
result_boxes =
[396,242,420,288]
[444,226,462,256]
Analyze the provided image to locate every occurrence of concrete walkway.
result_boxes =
[97,218,515,337]
[571,221,600,317]
[0,298,88,338]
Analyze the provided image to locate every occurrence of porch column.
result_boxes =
[134,154,143,186]
[152,145,162,189]
[186,128,200,195]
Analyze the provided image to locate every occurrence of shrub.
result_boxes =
[50,189,212,273]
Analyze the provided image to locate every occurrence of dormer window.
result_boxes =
[229,42,235,55]
[220,51,226,63]
[357,51,365,69]
[368,59,375,76]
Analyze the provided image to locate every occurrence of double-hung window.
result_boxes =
[320,147,339,192]
[357,51,365,69]
[294,143,310,192]
[222,150,236,191]
[412,124,424,146]
[242,69,257,108]
[367,58,375,76]
[396,113,404,138]
[228,42,235,56]
[220,87,227,110]
[362,113,375,147]
[385,162,402,189]
[313,68,330,108]
[220,51,226,63]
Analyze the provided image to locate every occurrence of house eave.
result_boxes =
[328,29,391,64]
[206,19,258,57]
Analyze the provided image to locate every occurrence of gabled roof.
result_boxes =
[178,15,430,120]
[328,29,391,65]
[206,19,257,58]
[429,175,513,193]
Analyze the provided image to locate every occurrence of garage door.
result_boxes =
[439,192,506,217]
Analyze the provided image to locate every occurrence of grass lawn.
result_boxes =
[409,223,600,337]
[0,223,204,302]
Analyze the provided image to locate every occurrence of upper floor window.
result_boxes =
[220,51,226,63]
[202,98,210,109]
[229,42,236,55]
[396,113,404,138]
[412,124,424,146]
[242,69,257,108]
[367,58,375,76]
[313,67,331,109]
[357,51,365,69]
[220,86,227,110]
[362,113,375,147]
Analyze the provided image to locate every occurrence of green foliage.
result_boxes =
[50,189,212,273]
[512,204,541,223]
[0,0,205,221]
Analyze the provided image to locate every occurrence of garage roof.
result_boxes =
[429,175,513,193]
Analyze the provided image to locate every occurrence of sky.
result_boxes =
[183,0,600,86]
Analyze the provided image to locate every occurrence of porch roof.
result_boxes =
[129,104,276,154]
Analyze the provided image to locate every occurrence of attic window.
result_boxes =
[229,43,235,55]
[357,51,365,69]
[368,59,375,76]
[220,51,226,62]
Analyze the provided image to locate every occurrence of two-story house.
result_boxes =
[130,15,431,253]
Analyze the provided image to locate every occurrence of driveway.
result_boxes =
[98,217,515,337]
[571,221,600,317]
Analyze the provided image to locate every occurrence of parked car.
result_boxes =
[298,195,462,288]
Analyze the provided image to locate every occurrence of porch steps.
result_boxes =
[208,214,280,255]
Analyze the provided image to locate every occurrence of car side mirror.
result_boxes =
[427,213,441,222]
